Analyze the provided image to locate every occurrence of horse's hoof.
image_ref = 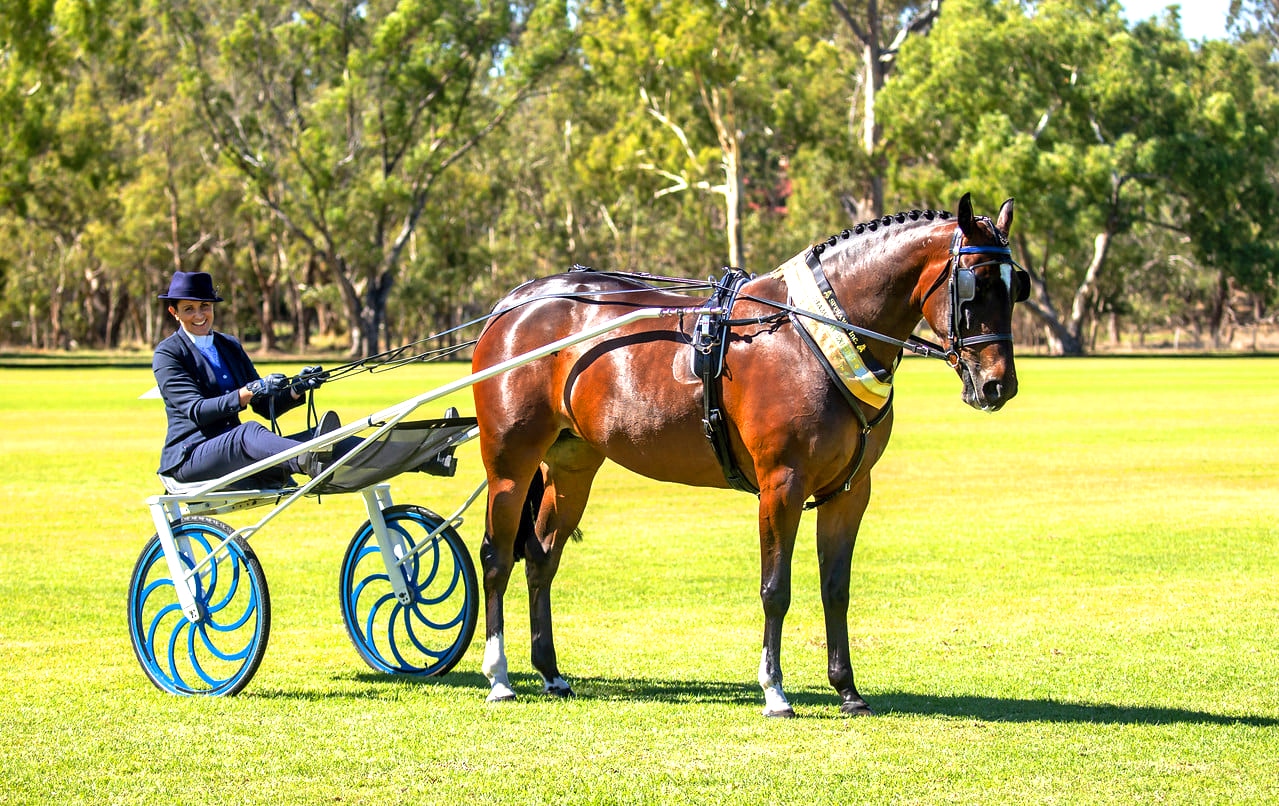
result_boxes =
[840,700,874,717]
[541,675,574,698]
[487,682,517,703]
[763,707,797,718]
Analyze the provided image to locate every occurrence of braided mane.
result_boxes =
[809,209,952,259]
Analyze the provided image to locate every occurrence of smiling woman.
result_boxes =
[151,271,335,486]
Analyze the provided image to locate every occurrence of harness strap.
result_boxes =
[786,249,898,509]
[804,251,895,385]
[803,392,893,511]
[696,268,760,496]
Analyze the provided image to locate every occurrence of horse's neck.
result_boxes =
[823,222,944,343]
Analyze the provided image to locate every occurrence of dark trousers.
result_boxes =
[172,422,311,484]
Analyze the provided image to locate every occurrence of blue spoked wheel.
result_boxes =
[127,517,270,696]
[339,504,478,677]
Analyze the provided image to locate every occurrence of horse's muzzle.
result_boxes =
[959,359,1018,412]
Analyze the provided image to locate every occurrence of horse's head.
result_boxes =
[920,193,1028,412]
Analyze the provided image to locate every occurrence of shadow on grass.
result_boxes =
[865,691,1279,728]
[268,671,1279,727]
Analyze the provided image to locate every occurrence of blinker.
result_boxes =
[1012,267,1031,303]
[955,262,1030,309]
[955,267,976,307]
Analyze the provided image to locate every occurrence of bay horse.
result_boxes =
[470,193,1025,716]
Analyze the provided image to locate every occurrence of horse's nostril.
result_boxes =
[982,379,1004,403]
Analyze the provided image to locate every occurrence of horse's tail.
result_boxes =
[513,468,545,562]
[512,467,583,562]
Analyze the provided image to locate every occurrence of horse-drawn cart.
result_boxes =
[130,195,1029,713]
[127,307,681,696]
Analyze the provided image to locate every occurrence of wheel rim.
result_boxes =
[339,507,477,676]
[128,522,267,695]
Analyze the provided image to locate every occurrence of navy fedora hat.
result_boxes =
[158,271,223,302]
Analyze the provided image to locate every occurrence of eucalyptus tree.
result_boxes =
[1230,0,1279,46]
[576,0,752,270]
[882,0,1277,353]
[165,0,571,356]
[1161,40,1279,345]
[830,0,942,219]
[574,0,842,271]
[0,0,136,348]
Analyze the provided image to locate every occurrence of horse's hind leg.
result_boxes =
[815,480,874,716]
[524,437,605,696]
[479,427,559,703]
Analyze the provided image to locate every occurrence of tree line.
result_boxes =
[2,0,1276,357]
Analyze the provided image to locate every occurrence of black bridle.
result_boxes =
[922,227,1029,366]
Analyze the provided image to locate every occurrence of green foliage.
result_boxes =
[0,0,1275,352]
[882,0,1279,352]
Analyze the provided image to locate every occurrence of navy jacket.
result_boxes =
[152,330,302,474]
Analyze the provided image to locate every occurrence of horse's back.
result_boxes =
[475,270,702,370]
[488,270,701,319]
[472,270,729,485]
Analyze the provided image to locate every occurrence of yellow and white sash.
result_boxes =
[773,253,894,409]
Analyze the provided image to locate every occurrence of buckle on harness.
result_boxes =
[692,299,720,357]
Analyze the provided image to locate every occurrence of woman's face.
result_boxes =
[170,299,215,337]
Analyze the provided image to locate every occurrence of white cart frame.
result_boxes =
[131,307,682,695]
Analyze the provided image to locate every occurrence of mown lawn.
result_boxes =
[0,355,1276,804]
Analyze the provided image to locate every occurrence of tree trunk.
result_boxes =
[330,255,366,357]
[706,86,744,268]
[1062,230,1111,355]
[247,238,277,354]
[1207,269,1229,350]
[832,0,941,220]
[860,19,884,219]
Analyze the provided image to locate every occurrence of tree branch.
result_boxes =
[830,1,869,47]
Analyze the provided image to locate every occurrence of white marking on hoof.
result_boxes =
[759,648,793,716]
[542,676,573,697]
[762,685,794,717]
[487,681,517,703]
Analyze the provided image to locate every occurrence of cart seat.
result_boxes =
[158,472,297,496]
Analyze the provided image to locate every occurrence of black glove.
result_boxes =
[290,365,327,395]
[246,372,288,402]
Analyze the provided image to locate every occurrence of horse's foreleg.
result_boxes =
[525,447,603,697]
[756,483,805,717]
[815,480,873,716]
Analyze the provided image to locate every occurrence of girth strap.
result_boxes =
[695,268,760,496]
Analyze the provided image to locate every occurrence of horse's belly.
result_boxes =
[560,341,730,488]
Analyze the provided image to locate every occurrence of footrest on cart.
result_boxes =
[314,414,478,494]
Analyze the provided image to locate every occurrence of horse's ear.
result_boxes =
[996,197,1014,236]
[956,192,977,238]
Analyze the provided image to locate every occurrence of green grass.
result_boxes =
[1,356,1277,804]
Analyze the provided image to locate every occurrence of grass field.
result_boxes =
[1,355,1276,804]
